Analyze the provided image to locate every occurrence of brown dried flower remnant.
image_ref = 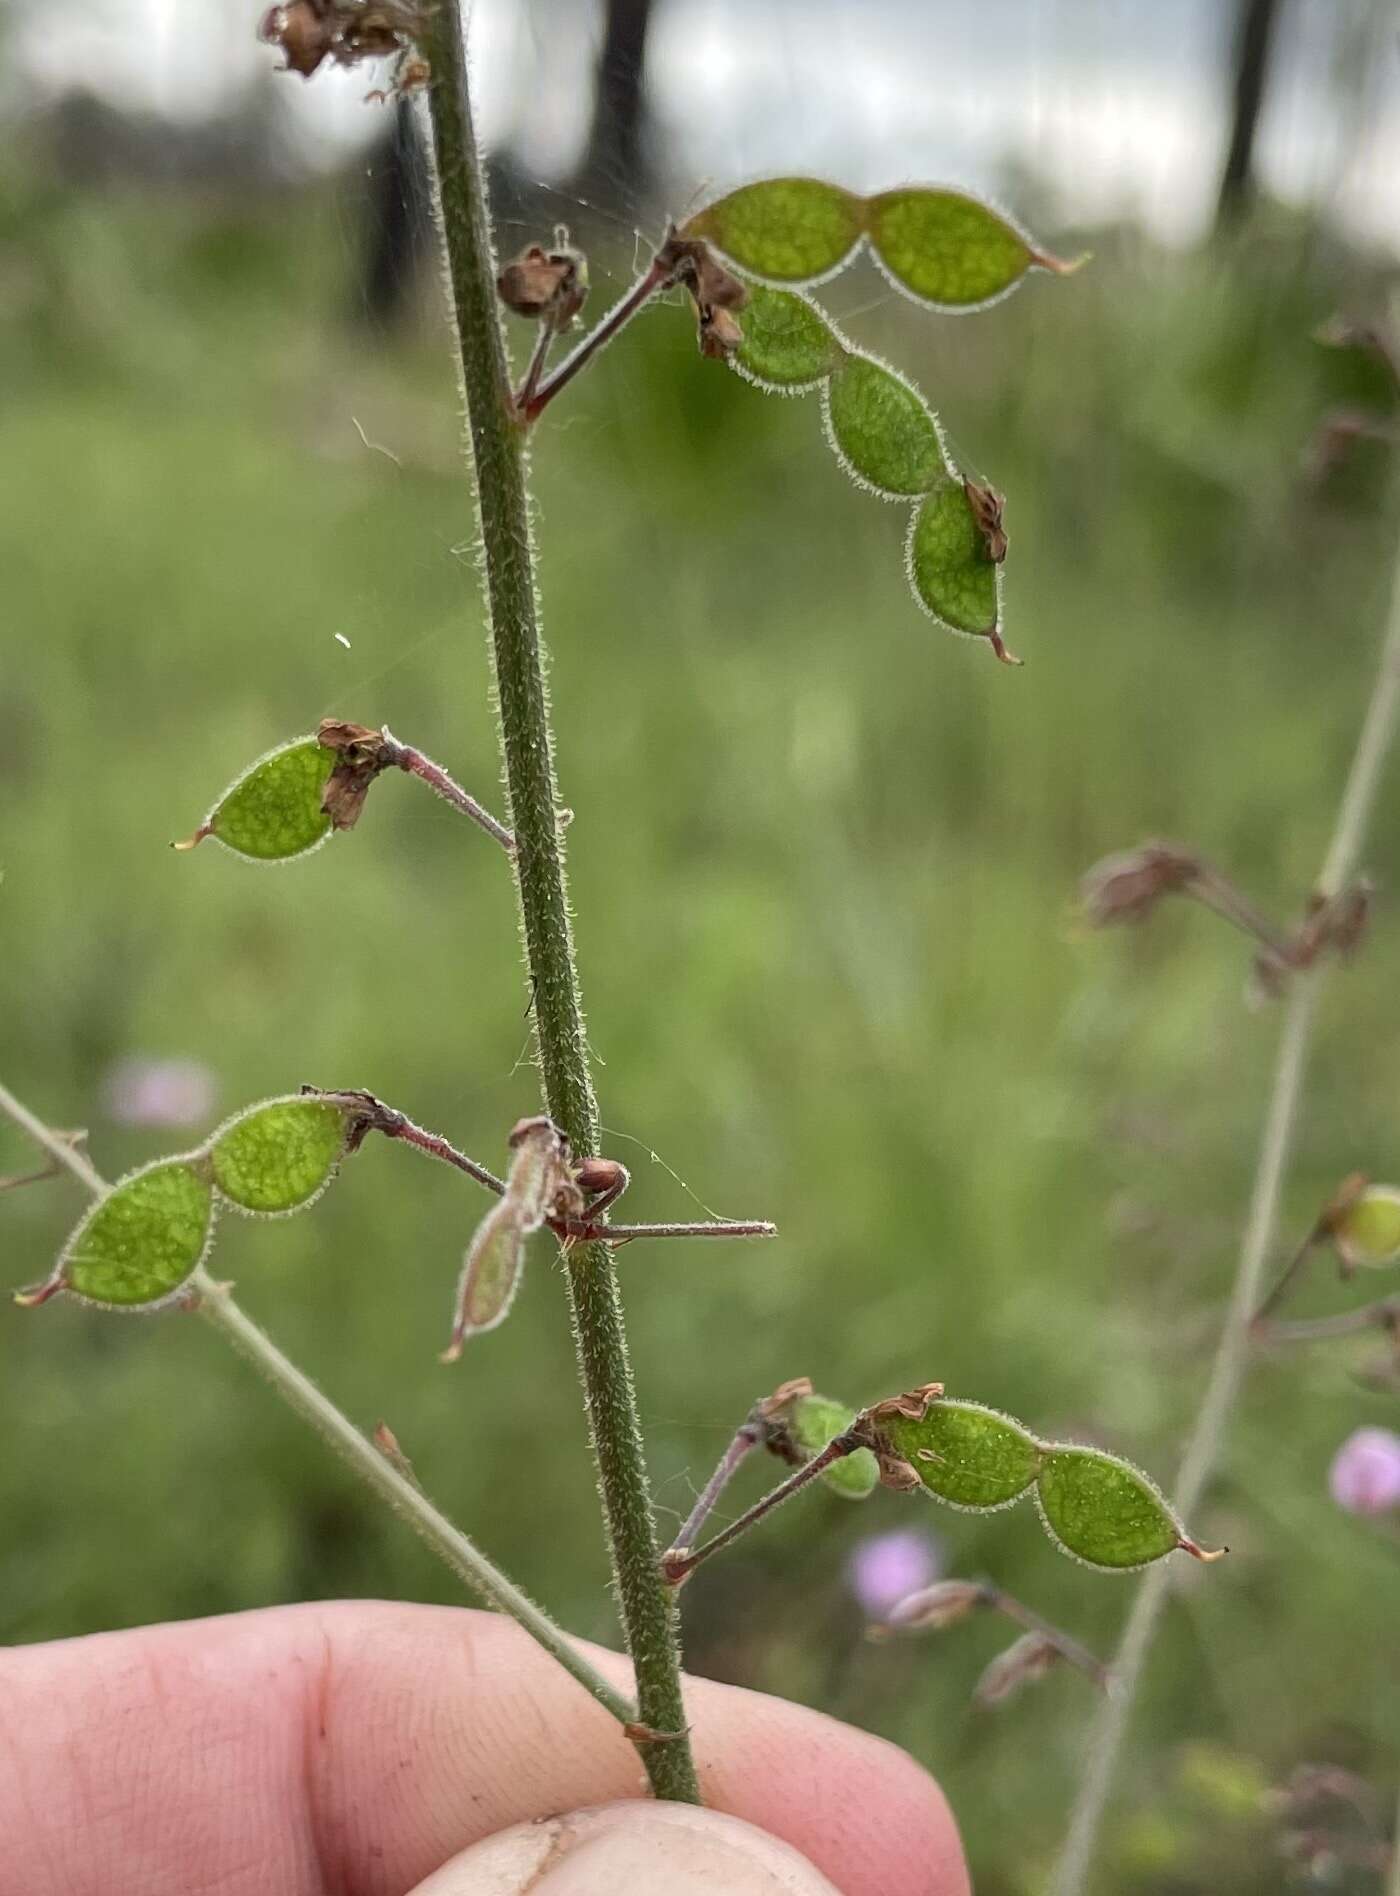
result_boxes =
[884,1579,991,1633]
[864,1382,947,1493]
[316,718,395,831]
[661,232,750,361]
[974,1631,1064,1707]
[259,1,425,84]
[497,230,590,333]
[963,479,1008,564]
[1079,841,1201,929]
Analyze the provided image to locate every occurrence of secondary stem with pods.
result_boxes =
[1051,518,1400,1896]
[0,1079,634,1727]
[307,1088,777,1247]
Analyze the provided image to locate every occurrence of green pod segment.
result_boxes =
[178,736,335,863]
[1335,1185,1400,1267]
[1034,1446,1185,1572]
[209,1096,351,1217]
[884,1398,1042,1511]
[732,285,846,392]
[906,477,1003,642]
[443,1201,527,1361]
[57,1158,215,1308]
[788,1392,879,1500]
[866,187,1068,310]
[687,178,864,284]
[823,353,949,499]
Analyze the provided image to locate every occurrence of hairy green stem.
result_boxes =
[417,2,698,1800]
[1051,532,1400,1895]
[0,1078,633,1726]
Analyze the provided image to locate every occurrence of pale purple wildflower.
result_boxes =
[102,1056,217,1130]
[848,1527,941,1621]
[1328,1427,1400,1516]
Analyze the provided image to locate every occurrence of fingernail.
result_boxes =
[407,1799,842,1894]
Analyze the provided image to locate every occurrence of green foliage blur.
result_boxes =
[3,147,1399,1892]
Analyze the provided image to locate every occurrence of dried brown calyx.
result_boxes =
[862,1382,947,1492]
[316,718,396,831]
[659,230,750,362]
[963,479,1008,564]
[497,230,590,332]
[259,1,426,85]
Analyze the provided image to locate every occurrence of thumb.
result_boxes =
[408,1799,843,1894]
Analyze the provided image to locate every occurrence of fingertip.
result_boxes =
[687,1670,969,1896]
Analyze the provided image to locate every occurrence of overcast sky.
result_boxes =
[7,0,1398,252]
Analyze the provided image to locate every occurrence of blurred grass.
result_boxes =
[2,167,1399,1891]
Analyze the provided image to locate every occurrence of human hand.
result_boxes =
[0,1600,968,1894]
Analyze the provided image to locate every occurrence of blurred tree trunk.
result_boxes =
[574,0,656,208]
[1216,0,1283,227]
[357,100,428,326]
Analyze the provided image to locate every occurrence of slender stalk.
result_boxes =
[661,1433,861,1584]
[1257,1295,1400,1344]
[1051,534,1400,1896]
[0,1079,633,1727]
[670,1425,765,1556]
[988,1586,1109,1691]
[384,730,516,854]
[1250,1224,1322,1327]
[417,2,698,1800]
[514,321,554,414]
[1387,1781,1400,1896]
[524,257,672,423]
[306,1090,775,1247]
[197,1282,633,1722]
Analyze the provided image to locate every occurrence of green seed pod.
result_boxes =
[906,477,1002,641]
[686,178,864,284]
[1035,1446,1187,1571]
[731,284,845,392]
[57,1158,215,1308]
[1334,1184,1400,1268]
[209,1096,351,1217]
[443,1200,525,1361]
[176,736,335,862]
[788,1393,878,1500]
[883,1398,1042,1511]
[823,353,948,499]
[866,187,1078,310]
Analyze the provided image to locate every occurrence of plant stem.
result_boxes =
[417,2,698,1801]
[670,1424,765,1556]
[1051,534,1400,1896]
[661,1432,861,1583]
[1256,1295,1400,1344]
[196,1280,633,1723]
[524,257,672,423]
[0,1079,634,1727]
[986,1586,1110,1690]
[308,1090,776,1247]
[384,730,516,854]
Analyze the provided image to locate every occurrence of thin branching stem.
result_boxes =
[0,1079,634,1727]
[1251,1224,1323,1327]
[382,729,516,854]
[305,1090,775,1248]
[1256,1296,1400,1344]
[986,1585,1110,1691]
[661,1432,862,1584]
[1051,528,1400,1896]
[514,321,554,414]
[417,0,699,1799]
[524,256,673,423]
[669,1423,765,1556]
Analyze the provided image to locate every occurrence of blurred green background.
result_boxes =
[4,6,1400,1890]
